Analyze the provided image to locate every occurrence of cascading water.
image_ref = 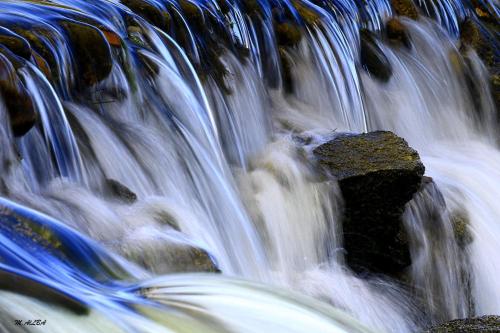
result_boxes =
[0,0,498,332]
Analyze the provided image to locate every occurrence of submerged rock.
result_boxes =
[105,179,137,204]
[0,53,37,136]
[450,209,472,248]
[275,22,302,47]
[0,27,32,60]
[386,18,411,49]
[360,30,393,82]
[425,316,500,332]
[122,231,219,274]
[121,0,171,31]
[59,20,113,87]
[459,18,499,111]
[0,269,89,315]
[313,131,425,276]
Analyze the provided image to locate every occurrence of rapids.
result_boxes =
[0,0,498,332]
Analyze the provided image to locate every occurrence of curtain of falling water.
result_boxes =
[0,0,498,332]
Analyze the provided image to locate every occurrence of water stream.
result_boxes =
[0,0,498,332]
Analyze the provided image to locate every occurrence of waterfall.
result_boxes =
[0,0,498,332]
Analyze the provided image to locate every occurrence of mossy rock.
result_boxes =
[460,19,498,69]
[360,29,393,82]
[450,210,472,248]
[292,1,321,25]
[0,27,32,60]
[122,236,219,274]
[313,131,425,276]
[390,0,419,19]
[10,24,60,81]
[58,19,113,87]
[121,0,170,31]
[424,316,500,332]
[386,18,411,49]
[179,0,203,26]
[460,19,499,112]
[241,0,262,17]
[0,53,37,136]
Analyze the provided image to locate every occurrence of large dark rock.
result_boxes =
[313,131,425,276]
[425,316,500,332]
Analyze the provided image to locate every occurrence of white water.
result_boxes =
[0,0,499,332]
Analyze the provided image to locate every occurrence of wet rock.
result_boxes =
[10,25,60,81]
[360,29,393,82]
[386,18,411,49]
[121,0,170,31]
[0,269,89,315]
[59,20,113,87]
[0,53,37,136]
[460,19,498,69]
[0,27,32,59]
[179,0,203,26]
[313,131,425,276]
[390,0,419,20]
[32,51,52,80]
[459,19,499,112]
[275,22,302,47]
[279,47,294,92]
[424,315,500,332]
[450,210,472,248]
[100,28,122,48]
[122,231,219,274]
[292,1,321,25]
[105,179,137,204]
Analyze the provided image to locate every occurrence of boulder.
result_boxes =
[424,316,500,332]
[313,131,425,276]
[360,29,393,82]
[59,20,113,87]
